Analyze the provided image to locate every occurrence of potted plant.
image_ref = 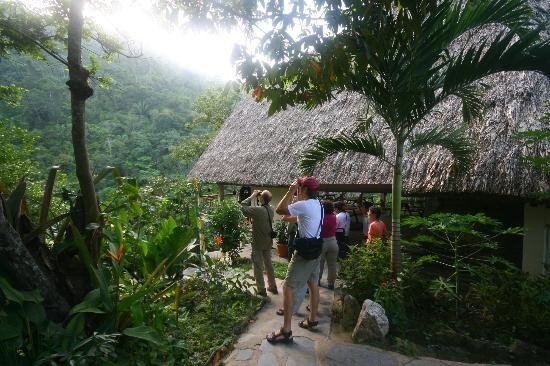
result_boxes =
[275,220,289,259]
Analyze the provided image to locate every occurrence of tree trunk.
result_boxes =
[390,143,404,275]
[66,0,99,264]
[0,201,70,322]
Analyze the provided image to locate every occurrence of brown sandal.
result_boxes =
[276,308,284,316]
[298,318,318,329]
[266,328,293,343]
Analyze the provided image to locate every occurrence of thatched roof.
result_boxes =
[188,71,549,198]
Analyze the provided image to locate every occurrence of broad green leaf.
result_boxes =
[92,267,114,312]
[70,289,105,315]
[0,277,39,304]
[63,314,85,347]
[20,301,47,325]
[122,325,164,346]
[0,323,21,341]
[5,178,26,226]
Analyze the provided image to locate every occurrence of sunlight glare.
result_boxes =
[19,0,241,80]
[88,1,240,80]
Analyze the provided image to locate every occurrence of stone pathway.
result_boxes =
[223,246,503,366]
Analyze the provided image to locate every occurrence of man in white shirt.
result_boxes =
[335,201,351,258]
[266,176,322,343]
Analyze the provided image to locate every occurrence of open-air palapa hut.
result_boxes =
[189,70,550,276]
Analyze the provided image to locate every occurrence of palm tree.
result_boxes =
[238,0,549,274]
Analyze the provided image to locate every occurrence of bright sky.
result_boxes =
[20,0,247,80]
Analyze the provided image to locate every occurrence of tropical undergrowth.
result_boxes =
[0,177,260,365]
[339,213,550,364]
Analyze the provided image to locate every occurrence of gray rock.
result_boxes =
[287,336,316,366]
[342,294,360,331]
[331,297,343,323]
[323,343,399,366]
[352,299,389,343]
[234,349,255,361]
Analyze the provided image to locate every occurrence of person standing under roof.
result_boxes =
[240,189,278,297]
[367,205,388,243]
[360,200,374,242]
[319,200,338,289]
[267,176,322,343]
[334,201,350,258]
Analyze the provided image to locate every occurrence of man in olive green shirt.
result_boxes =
[241,190,278,296]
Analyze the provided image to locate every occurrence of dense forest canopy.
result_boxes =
[0,50,238,185]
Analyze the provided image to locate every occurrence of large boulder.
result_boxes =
[352,299,389,343]
[342,294,361,331]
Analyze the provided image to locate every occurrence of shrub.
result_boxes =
[273,261,288,279]
[467,265,550,348]
[374,278,408,333]
[402,212,522,319]
[204,198,248,263]
[275,220,287,244]
[339,239,390,302]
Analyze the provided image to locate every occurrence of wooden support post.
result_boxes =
[218,183,225,201]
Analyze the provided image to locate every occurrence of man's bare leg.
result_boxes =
[307,279,319,322]
[282,282,294,332]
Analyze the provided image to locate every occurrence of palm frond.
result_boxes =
[300,133,385,175]
[496,32,550,76]
[454,84,486,123]
[353,107,374,134]
[408,127,473,173]
[417,0,532,66]
[443,29,549,95]
[454,0,532,34]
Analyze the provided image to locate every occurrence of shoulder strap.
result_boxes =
[316,199,324,239]
[263,205,273,231]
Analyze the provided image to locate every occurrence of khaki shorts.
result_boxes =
[284,253,320,290]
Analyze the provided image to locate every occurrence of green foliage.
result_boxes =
[402,212,522,318]
[272,261,288,280]
[467,265,550,348]
[236,0,547,117]
[392,337,420,358]
[204,198,248,262]
[171,87,241,170]
[114,257,258,366]
[99,177,202,276]
[35,333,120,366]
[374,278,408,333]
[232,257,287,279]
[339,239,391,302]
[515,103,550,200]
[0,1,63,60]
[0,84,26,107]
[275,220,287,244]
[0,274,122,365]
[189,87,240,131]
[0,117,39,192]
[0,275,52,363]
[231,0,548,274]
[0,52,217,183]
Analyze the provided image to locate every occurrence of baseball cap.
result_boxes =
[297,176,320,191]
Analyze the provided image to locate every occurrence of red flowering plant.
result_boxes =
[205,198,248,263]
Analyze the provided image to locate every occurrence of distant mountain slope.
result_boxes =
[0,52,219,182]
